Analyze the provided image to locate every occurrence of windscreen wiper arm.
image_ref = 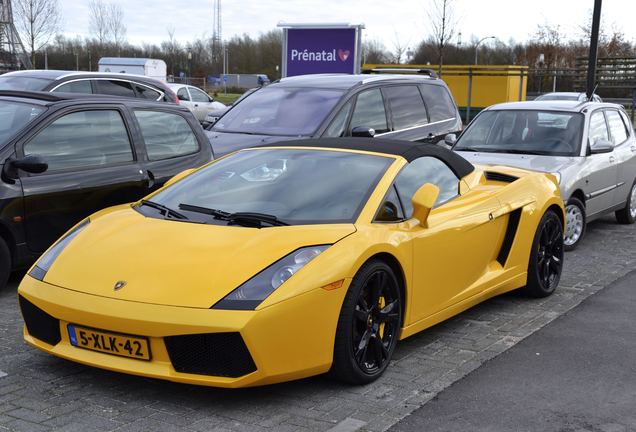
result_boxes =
[139,200,188,220]
[178,204,288,227]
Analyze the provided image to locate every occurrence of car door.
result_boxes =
[188,87,214,122]
[606,109,636,206]
[394,157,504,323]
[131,108,211,192]
[380,85,431,141]
[418,84,462,142]
[584,109,618,216]
[17,107,146,253]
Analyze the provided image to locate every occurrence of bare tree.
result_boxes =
[427,0,458,75]
[107,3,126,51]
[362,39,390,64]
[14,0,61,66]
[391,32,410,64]
[88,0,109,46]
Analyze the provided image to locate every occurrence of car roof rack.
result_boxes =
[362,68,438,79]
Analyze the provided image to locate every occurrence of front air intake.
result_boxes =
[19,295,61,346]
[165,332,257,378]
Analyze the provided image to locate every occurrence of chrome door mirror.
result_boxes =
[351,126,376,138]
[590,139,613,154]
[444,133,457,146]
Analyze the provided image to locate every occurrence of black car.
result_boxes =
[0,91,212,289]
[206,72,462,156]
[0,70,178,103]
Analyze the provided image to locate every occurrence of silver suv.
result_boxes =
[453,100,636,250]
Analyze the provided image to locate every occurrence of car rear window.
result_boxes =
[134,110,199,160]
[419,84,457,122]
[95,80,136,97]
[0,76,52,91]
[383,85,428,130]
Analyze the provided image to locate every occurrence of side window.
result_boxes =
[95,80,135,98]
[418,84,457,122]
[383,85,428,130]
[606,110,629,145]
[134,111,199,160]
[177,88,190,101]
[189,87,211,103]
[52,80,93,94]
[375,185,405,222]
[323,100,354,138]
[589,111,609,144]
[349,89,389,134]
[395,157,459,217]
[24,110,133,171]
[134,84,161,101]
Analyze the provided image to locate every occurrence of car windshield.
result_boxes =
[212,87,344,136]
[149,148,393,225]
[0,76,52,91]
[454,110,584,156]
[0,100,46,143]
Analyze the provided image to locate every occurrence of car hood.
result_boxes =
[206,130,303,157]
[455,151,578,173]
[43,207,355,309]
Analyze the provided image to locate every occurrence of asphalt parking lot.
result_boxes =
[1,215,635,432]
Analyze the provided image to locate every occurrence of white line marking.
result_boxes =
[0,370,7,379]
[327,417,367,432]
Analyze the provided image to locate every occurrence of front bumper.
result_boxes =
[18,276,349,388]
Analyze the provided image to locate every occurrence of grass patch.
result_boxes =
[209,92,242,105]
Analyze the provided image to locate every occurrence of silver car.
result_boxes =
[167,83,226,123]
[452,100,636,250]
[535,92,602,103]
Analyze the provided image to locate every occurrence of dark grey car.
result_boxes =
[206,73,462,157]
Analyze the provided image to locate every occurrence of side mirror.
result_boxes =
[444,133,457,146]
[164,168,196,188]
[412,183,439,227]
[351,126,376,138]
[590,139,613,154]
[2,155,48,182]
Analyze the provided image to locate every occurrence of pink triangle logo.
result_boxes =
[338,49,350,62]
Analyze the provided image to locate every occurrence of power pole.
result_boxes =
[586,0,602,99]
[0,0,33,71]
[212,0,222,74]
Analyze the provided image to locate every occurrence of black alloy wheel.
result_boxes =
[330,260,402,384]
[524,210,564,298]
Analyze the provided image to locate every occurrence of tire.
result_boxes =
[523,210,564,298]
[0,240,11,291]
[330,259,403,384]
[563,198,586,251]
[615,181,636,224]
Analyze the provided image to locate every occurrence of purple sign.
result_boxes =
[285,28,358,77]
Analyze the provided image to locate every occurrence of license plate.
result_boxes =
[67,324,151,361]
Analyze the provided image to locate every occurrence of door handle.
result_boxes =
[194,104,199,107]
[609,156,616,163]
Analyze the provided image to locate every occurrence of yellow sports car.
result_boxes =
[18,138,565,387]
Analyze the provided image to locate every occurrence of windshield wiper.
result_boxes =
[139,200,188,220]
[178,203,231,219]
[227,212,289,227]
[178,204,288,227]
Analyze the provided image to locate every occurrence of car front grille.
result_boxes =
[164,332,257,378]
[18,295,61,346]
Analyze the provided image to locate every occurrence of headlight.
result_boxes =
[213,245,329,310]
[28,219,90,281]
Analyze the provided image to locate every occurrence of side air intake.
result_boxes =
[497,209,522,266]
[485,171,519,183]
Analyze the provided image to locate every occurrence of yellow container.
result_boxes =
[362,64,528,109]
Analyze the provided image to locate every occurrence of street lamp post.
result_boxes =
[474,36,495,65]
[186,47,192,84]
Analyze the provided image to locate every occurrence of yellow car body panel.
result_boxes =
[18,145,564,387]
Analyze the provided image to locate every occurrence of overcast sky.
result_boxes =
[59,0,636,49]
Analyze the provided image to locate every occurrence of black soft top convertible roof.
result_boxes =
[258,137,475,179]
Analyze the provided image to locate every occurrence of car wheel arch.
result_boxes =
[570,189,586,206]
[356,252,407,328]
